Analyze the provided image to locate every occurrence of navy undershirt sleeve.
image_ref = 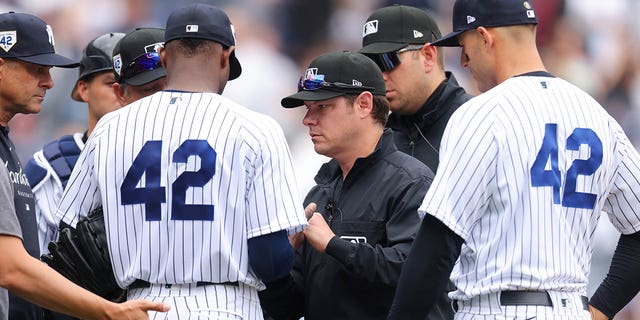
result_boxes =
[247,230,294,282]
[387,214,463,320]
[590,230,640,318]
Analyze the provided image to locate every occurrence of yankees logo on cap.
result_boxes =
[0,12,78,67]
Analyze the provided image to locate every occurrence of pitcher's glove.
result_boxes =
[41,206,126,302]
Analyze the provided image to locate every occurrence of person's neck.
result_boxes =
[336,126,383,179]
[496,46,547,83]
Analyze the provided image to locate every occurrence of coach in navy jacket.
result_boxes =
[258,51,434,319]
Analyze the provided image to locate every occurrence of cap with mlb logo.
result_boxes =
[359,5,442,55]
[112,27,166,86]
[432,0,538,47]
[164,3,242,80]
[0,11,78,67]
[281,51,386,108]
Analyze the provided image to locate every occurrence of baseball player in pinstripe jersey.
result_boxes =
[55,3,307,320]
[387,1,640,320]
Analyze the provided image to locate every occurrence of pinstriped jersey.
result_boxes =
[420,74,640,303]
[56,90,307,290]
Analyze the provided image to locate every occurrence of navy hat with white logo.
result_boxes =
[281,51,385,108]
[360,5,441,54]
[164,3,241,80]
[432,0,538,47]
[0,12,78,67]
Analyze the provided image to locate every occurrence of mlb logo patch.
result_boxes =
[144,42,164,53]
[304,68,318,79]
[186,25,199,33]
[0,31,17,52]
[363,20,378,37]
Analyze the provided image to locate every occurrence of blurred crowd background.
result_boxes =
[2,0,639,317]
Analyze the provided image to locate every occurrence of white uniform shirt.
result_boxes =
[420,75,640,301]
[56,91,307,290]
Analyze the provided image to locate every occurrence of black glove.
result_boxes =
[41,207,126,302]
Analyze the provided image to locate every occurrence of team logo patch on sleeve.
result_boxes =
[0,31,17,52]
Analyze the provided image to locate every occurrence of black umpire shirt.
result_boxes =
[387,72,472,173]
[259,129,434,320]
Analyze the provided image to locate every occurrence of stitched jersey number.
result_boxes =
[120,140,216,221]
[530,123,602,209]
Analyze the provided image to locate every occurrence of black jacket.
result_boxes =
[387,72,472,172]
[259,130,434,320]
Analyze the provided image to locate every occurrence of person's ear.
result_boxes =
[76,80,91,103]
[219,46,233,71]
[420,44,437,73]
[355,91,374,119]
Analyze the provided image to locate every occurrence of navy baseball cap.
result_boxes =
[281,51,385,108]
[360,5,441,54]
[432,0,538,47]
[112,28,166,86]
[72,32,125,101]
[0,12,78,67]
[164,3,242,80]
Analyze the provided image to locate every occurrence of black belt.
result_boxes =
[129,279,238,289]
[500,291,589,311]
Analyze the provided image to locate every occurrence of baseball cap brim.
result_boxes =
[431,30,465,47]
[17,53,80,68]
[229,51,241,80]
[281,90,346,108]
[123,67,167,86]
[359,42,408,54]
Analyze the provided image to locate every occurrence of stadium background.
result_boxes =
[1,0,639,317]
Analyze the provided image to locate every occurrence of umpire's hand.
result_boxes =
[288,203,316,251]
[303,210,335,253]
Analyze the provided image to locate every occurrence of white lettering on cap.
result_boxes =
[186,25,199,32]
[0,31,17,52]
[46,25,54,45]
[112,54,122,76]
[362,20,378,37]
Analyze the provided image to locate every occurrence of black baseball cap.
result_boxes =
[72,32,125,101]
[0,12,78,67]
[432,0,538,47]
[359,5,441,54]
[164,3,242,80]
[281,51,385,109]
[112,28,166,86]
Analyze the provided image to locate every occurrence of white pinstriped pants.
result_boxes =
[127,282,263,320]
[453,291,591,320]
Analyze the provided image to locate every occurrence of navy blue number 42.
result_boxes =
[120,140,216,221]
[530,123,603,209]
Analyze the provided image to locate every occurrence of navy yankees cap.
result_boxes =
[0,12,78,67]
[72,32,125,101]
[281,51,385,108]
[360,5,441,54]
[432,0,538,47]
[112,28,166,86]
[164,3,242,80]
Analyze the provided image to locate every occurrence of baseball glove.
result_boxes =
[41,207,126,302]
